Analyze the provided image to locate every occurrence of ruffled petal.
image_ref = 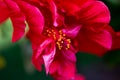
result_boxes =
[0,1,9,23]
[62,25,81,38]
[27,30,45,50]
[4,0,26,42]
[42,40,56,73]
[49,60,59,75]
[76,1,110,25]
[90,30,112,49]
[55,0,80,15]
[32,38,56,72]
[76,27,112,56]
[104,25,120,50]
[54,0,98,15]
[16,0,44,35]
[35,38,53,59]
[49,49,77,79]
[50,58,76,80]
[48,0,58,27]
[11,13,26,42]
[32,50,43,71]
[61,46,76,62]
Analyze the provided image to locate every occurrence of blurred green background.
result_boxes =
[0,0,120,80]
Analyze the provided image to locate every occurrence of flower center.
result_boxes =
[44,29,71,50]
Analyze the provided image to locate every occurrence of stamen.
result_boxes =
[59,30,62,34]
[63,34,66,37]
[44,29,71,50]
[48,34,50,36]
[61,41,63,43]
[67,39,71,43]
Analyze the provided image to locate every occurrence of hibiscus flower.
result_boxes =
[21,0,84,79]
[27,22,84,80]
[23,0,113,80]
[0,0,119,80]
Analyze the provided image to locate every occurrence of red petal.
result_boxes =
[0,2,9,23]
[4,0,26,42]
[50,59,76,80]
[76,1,110,25]
[62,25,81,38]
[77,27,112,57]
[42,42,56,74]
[61,46,76,62]
[32,38,56,72]
[49,50,77,79]
[49,60,59,74]
[54,0,98,15]
[48,0,58,26]
[26,31,45,50]
[104,25,120,50]
[32,50,43,71]
[11,13,26,42]
[16,0,44,35]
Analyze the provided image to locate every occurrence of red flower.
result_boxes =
[25,0,112,79]
[28,26,82,79]
[1,0,117,80]
[24,0,84,79]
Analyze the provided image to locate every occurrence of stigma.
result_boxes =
[44,29,71,50]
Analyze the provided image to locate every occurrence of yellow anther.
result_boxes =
[58,39,61,41]
[59,30,62,34]
[45,29,71,50]
[67,44,70,48]
[48,31,51,33]
[53,35,56,39]
[53,37,56,40]
[46,30,49,32]
[53,32,56,34]
[58,47,61,49]
[67,39,71,43]
[59,45,62,48]
[56,42,59,44]
[52,29,54,32]
[48,34,50,36]
[63,34,66,36]
[59,35,63,39]
[61,41,64,43]
[58,45,62,50]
